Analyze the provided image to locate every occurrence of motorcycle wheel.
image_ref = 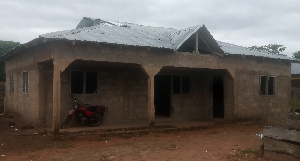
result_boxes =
[60,114,73,129]
[89,112,103,127]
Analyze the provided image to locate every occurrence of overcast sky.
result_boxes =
[1,0,299,57]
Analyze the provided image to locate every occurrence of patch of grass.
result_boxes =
[293,99,300,108]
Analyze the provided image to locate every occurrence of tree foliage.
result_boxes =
[0,41,20,56]
[0,41,20,82]
[249,44,286,54]
[292,51,300,59]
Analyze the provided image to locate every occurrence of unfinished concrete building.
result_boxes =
[3,17,294,132]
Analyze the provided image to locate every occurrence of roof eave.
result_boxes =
[2,37,48,60]
[224,52,297,62]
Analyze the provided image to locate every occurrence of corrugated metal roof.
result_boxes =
[217,41,295,61]
[76,17,102,29]
[41,18,200,51]
[291,63,300,74]
[37,17,297,62]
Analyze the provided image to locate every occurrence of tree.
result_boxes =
[249,44,286,54]
[292,51,300,59]
[0,41,20,82]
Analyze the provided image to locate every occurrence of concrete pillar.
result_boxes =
[223,73,234,120]
[52,59,74,134]
[35,67,41,127]
[52,66,61,134]
[142,66,162,126]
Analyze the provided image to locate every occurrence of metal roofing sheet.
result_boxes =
[41,19,193,51]
[217,41,295,61]
[291,63,300,74]
[170,26,201,50]
[40,17,295,61]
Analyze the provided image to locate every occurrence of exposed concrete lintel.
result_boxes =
[142,66,162,77]
[53,59,75,72]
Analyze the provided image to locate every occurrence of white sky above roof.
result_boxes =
[0,0,299,57]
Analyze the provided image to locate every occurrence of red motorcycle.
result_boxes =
[60,94,108,128]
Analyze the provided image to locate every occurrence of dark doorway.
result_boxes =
[154,75,171,117]
[213,76,224,118]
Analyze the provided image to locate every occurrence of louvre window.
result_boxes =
[71,71,98,94]
[9,74,14,93]
[22,71,29,94]
[260,76,275,95]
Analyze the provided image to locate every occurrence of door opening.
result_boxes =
[213,76,224,118]
[154,75,171,117]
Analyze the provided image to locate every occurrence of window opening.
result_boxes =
[182,75,190,93]
[71,71,98,94]
[173,75,181,94]
[172,75,190,94]
[260,76,275,95]
[71,71,84,94]
[260,76,268,95]
[22,71,29,94]
[85,72,98,93]
[268,77,275,95]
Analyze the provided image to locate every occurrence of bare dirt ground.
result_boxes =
[0,116,272,161]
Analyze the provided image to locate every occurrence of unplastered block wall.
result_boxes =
[38,62,53,128]
[99,68,148,125]
[5,54,40,126]
[60,67,149,126]
[234,58,291,120]
[5,44,53,126]
[223,73,234,120]
[5,68,38,125]
[172,73,212,121]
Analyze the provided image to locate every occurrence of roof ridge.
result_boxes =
[77,17,180,31]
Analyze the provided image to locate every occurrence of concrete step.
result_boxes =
[57,121,214,136]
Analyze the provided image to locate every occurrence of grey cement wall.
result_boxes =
[4,41,291,128]
[5,44,53,127]
[5,66,39,125]
[233,60,291,120]
[164,70,214,121]
[0,82,5,114]
[60,63,149,126]
[38,61,53,127]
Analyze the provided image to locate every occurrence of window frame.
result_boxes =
[71,71,98,94]
[9,74,14,93]
[260,75,275,96]
[172,75,191,94]
[22,71,29,94]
